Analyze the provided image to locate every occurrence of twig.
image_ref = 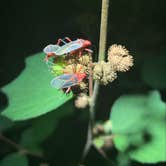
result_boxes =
[0,134,43,158]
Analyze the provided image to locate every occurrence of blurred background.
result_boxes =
[0,0,166,165]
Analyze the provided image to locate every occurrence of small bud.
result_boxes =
[93,61,117,85]
[107,44,134,72]
[109,55,133,72]
[79,82,88,90]
[63,64,86,74]
[79,55,92,66]
[93,124,104,136]
[75,93,89,108]
[108,44,129,58]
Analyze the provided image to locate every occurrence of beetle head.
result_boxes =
[83,40,91,47]
[77,73,86,82]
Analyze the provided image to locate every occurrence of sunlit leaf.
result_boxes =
[1,53,73,121]
[110,91,166,163]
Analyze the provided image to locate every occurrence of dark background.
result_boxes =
[0,0,166,165]
[0,0,165,87]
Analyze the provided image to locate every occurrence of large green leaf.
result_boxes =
[0,153,28,166]
[142,56,166,89]
[1,53,73,121]
[110,91,166,163]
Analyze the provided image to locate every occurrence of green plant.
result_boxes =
[0,0,165,165]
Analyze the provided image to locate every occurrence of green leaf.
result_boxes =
[147,91,166,118]
[111,95,148,134]
[1,53,73,121]
[142,56,166,89]
[0,153,28,166]
[20,100,73,152]
[110,91,166,163]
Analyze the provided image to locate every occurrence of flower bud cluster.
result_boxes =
[93,61,117,85]
[108,44,133,72]
[93,44,133,85]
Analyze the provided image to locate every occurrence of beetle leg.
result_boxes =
[44,53,54,61]
[85,48,93,53]
[79,50,82,57]
[57,38,66,45]
[44,56,48,62]
[57,39,61,45]
[65,87,71,93]
[65,37,72,42]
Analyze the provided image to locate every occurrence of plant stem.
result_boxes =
[0,134,43,158]
[82,0,110,160]
[98,0,110,61]
[90,0,110,123]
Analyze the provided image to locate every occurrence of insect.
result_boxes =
[43,37,92,61]
[51,73,86,93]
[51,64,86,93]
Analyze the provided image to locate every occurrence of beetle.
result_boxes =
[50,64,86,93]
[51,73,86,93]
[43,37,92,61]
